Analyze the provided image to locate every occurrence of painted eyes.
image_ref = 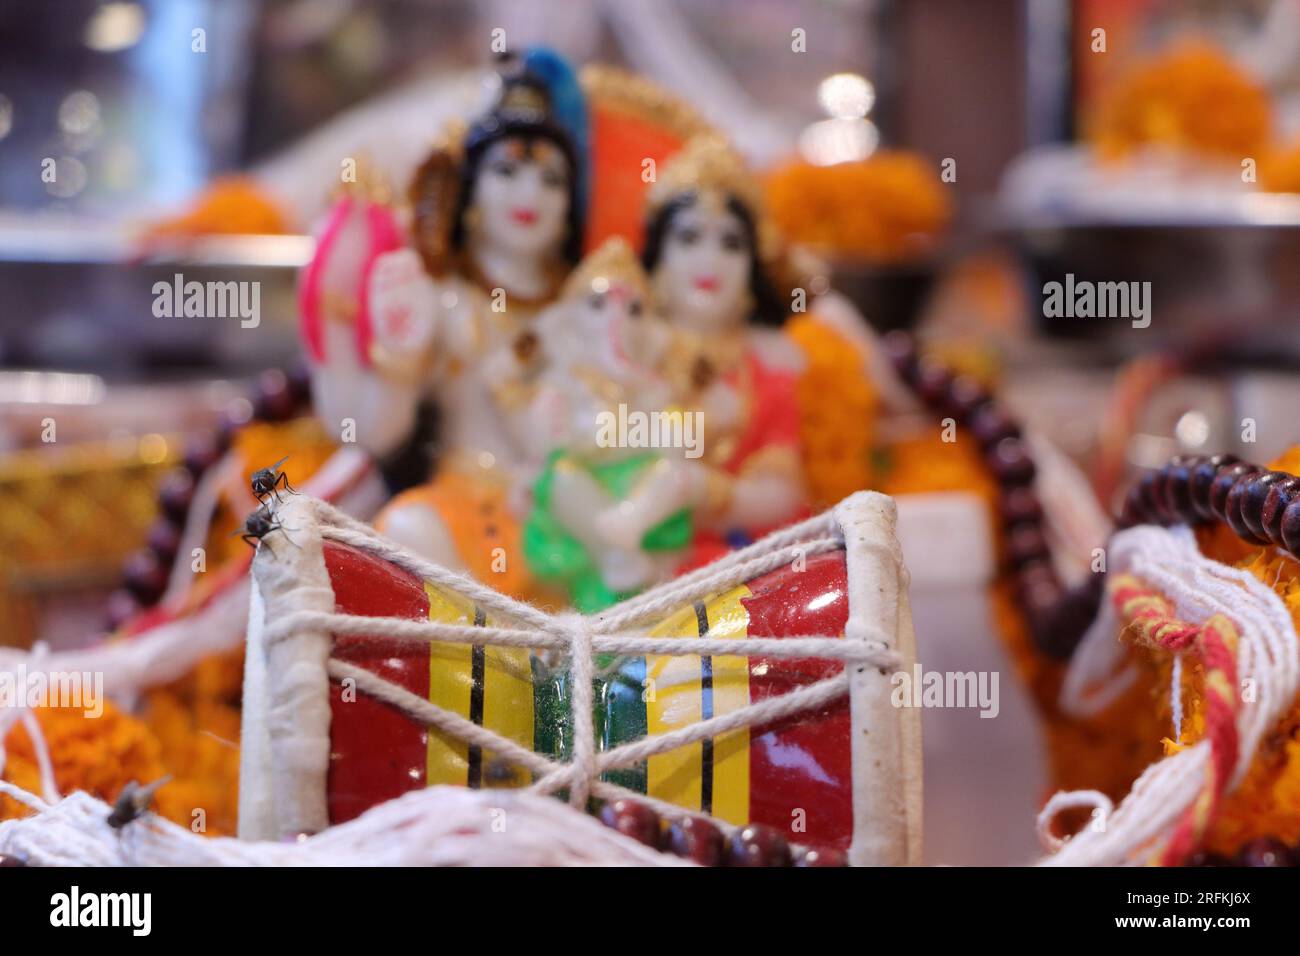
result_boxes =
[670,225,745,253]
[584,293,642,317]
[490,159,567,191]
[671,226,701,247]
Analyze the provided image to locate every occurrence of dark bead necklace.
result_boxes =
[886,329,1300,661]
[881,331,1098,659]
[107,364,313,630]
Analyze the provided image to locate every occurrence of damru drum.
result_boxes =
[239,491,923,865]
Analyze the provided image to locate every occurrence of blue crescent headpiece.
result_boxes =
[522,47,590,223]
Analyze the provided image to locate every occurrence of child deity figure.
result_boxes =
[520,238,710,612]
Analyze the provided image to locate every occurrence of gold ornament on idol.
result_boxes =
[647,133,782,270]
[497,80,550,118]
[408,120,467,278]
[561,236,650,302]
[647,134,761,214]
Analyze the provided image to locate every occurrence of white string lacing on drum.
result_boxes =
[257,497,900,836]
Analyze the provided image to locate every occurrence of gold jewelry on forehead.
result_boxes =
[645,133,783,268]
[646,134,763,218]
[693,188,730,217]
[561,237,650,302]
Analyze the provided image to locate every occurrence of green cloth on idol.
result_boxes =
[524,450,692,613]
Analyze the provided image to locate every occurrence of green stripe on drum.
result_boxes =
[530,654,650,795]
[532,656,570,772]
[600,656,648,794]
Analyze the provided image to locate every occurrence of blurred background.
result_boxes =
[4,2,1299,454]
[4,0,1300,862]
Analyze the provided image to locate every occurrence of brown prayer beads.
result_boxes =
[884,331,1300,662]
[108,363,313,629]
[594,798,843,866]
[882,331,1094,660]
[1118,454,1300,555]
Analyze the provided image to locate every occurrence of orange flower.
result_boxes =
[141,177,291,239]
[786,315,877,507]
[1,700,166,820]
[0,649,244,837]
[1260,139,1300,193]
[874,428,997,511]
[765,151,951,265]
[1089,41,1272,161]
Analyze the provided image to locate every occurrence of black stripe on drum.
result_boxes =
[695,600,714,816]
[467,605,487,789]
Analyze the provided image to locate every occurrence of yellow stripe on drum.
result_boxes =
[423,582,535,789]
[481,638,533,788]
[425,582,475,787]
[646,584,752,825]
[706,586,752,826]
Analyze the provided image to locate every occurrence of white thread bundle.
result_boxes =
[0,781,687,867]
[1039,525,1300,866]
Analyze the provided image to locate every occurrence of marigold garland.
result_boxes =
[765,152,951,265]
[0,700,165,821]
[1260,139,1300,194]
[786,314,877,508]
[0,650,244,835]
[141,177,291,239]
[1088,41,1272,162]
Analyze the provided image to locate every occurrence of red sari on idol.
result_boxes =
[679,347,809,572]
